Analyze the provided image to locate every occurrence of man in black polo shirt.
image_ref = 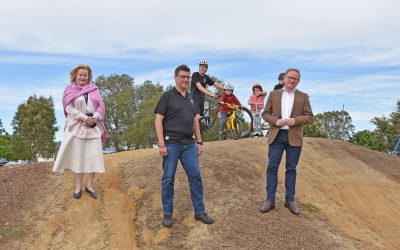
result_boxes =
[191,59,224,117]
[154,64,214,228]
[273,72,286,90]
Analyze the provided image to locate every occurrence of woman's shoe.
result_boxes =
[73,191,82,199]
[85,187,97,199]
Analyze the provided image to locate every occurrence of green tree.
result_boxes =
[134,80,164,111]
[0,135,16,161]
[0,118,8,135]
[125,81,164,148]
[0,119,16,160]
[304,114,328,138]
[371,99,400,155]
[11,96,58,161]
[96,74,136,151]
[320,110,355,141]
[350,130,382,150]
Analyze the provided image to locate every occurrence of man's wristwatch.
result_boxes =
[196,141,203,145]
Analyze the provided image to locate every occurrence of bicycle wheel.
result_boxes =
[261,121,269,137]
[231,119,243,140]
[199,102,220,136]
[199,116,210,134]
[235,106,254,138]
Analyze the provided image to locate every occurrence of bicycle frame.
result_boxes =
[200,99,253,139]
[224,103,240,133]
[201,101,220,130]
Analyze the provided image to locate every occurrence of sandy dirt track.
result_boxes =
[1,137,399,249]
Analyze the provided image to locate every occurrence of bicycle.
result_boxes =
[199,100,253,140]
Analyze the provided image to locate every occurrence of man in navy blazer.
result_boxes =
[259,68,313,215]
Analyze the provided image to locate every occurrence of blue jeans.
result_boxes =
[266,130,302,203]
[252,111,262,133]
[162,143,205,215]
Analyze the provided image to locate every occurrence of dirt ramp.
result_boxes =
[119,138,365,249]
[2,137,399,249]
[299,138,400,250]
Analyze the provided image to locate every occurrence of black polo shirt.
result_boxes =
[191,72,215,103]
[154,87,197,144]
[273,83,284,90]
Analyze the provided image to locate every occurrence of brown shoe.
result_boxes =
[259,200,275,213]
[284,201,300,215]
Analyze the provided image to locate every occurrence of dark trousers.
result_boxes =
[219,112,228,132]
[266,130,302,203]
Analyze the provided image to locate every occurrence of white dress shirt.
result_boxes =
[280,88,296,130]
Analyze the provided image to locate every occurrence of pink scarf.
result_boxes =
[62,82,108,145]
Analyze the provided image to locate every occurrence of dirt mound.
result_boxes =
[1,137,400,249]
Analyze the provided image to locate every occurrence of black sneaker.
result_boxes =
[194,213,214,224]
[162,214,173,228]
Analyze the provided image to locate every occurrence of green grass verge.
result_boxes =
[0,228,27,242]
[299,202,320,213]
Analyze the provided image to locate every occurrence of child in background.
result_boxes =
[219,83,242,140]
[248,83,267,136]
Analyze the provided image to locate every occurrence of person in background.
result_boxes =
[248,83,268,137]
[191,59,224,118]
[273,72,286,90]
[154,64,214,228]
[53,64,107,200]
[219,83,242,140]
[259,68,313,215]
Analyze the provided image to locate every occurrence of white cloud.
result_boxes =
[0,54,77,65]
[278,47,400,67]
[349,111,389,121]
[0,83,65,111]
[307,73,399,97]
[1,0,399,60]
[1,0,399,137]
[134,68,175,87]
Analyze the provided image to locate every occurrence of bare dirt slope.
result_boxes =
[1,137,399,249]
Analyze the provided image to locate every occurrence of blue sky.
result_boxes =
[0,0,399,141]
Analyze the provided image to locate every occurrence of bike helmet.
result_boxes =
[224,83,234,91]
[199,59,208,67]
[252,83,263,91]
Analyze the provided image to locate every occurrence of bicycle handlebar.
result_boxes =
[223,102,240,110]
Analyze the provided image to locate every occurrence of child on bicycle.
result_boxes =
[219,83,242,140]
[248,83,267,137]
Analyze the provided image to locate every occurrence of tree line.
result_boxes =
[303,100,400,155]
[0,74,166,161]
[0,73,399,161]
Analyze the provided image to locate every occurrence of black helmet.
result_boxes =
[278,72,285,80]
